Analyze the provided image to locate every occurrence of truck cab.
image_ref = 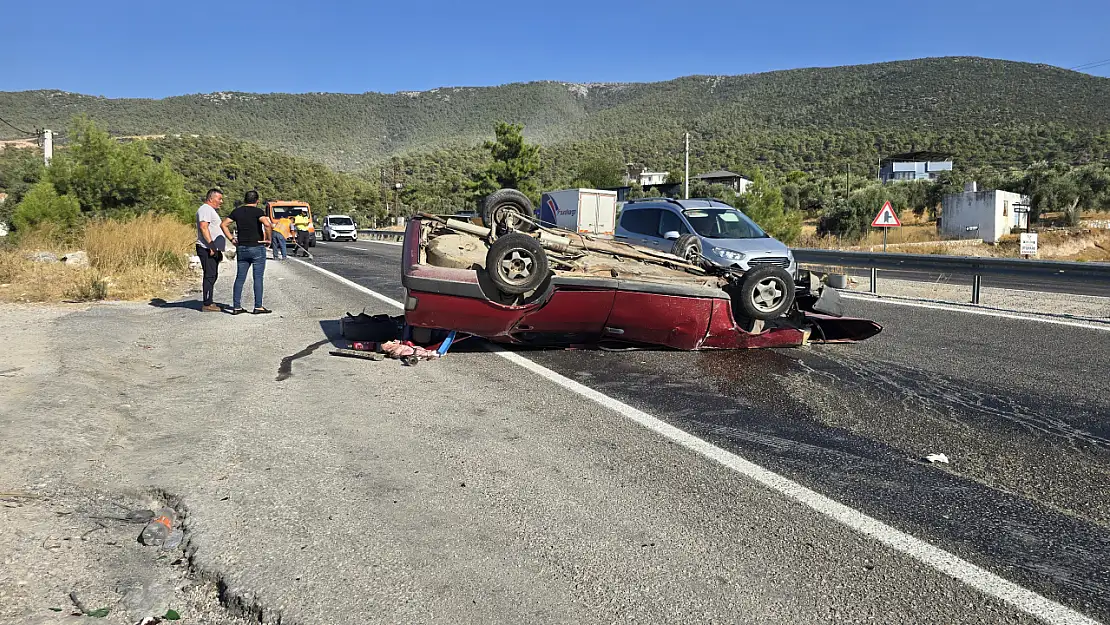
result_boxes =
[266,201,316,248]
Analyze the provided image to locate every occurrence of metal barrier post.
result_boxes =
[870,267,877,294]
[972,275,982,304]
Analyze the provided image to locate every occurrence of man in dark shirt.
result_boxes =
[221,190,273,314]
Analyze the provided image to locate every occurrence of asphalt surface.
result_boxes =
[3,260,1061,625]
[309,238,1110,622]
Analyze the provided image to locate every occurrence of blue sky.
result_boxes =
[3,0,1107,98]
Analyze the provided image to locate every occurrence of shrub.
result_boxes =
[11,182,82,235]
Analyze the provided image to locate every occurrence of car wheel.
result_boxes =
[671,234,702,265]
[735,266,796,320]
[485,233,549,296]
[481,189,536,234]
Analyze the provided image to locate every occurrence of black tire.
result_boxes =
[671,234,702,265]
[735,266,796,320]
[481,189,536,233]
[484,233,549,296]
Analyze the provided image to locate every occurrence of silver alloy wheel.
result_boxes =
[499,250,535,285]
[749,277,786,312]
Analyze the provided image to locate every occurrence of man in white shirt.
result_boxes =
[195,189,226,312]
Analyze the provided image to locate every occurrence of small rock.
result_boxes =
[62,251,89,267]
[26,251,59,263]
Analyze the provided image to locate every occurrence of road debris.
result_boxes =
[139,507,176,546]
[161,529,184,550]
[330,348,386,361]
[925,453,950,464]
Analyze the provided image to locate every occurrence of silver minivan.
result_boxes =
[614,198,796,275]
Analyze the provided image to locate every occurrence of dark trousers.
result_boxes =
[296,230,310,256]
[233,245,267,309]
[196,244,218,305]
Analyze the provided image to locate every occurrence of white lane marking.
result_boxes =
[841,292,1110,332]
[291,259,404,310]
[293,259,1101,625]
[348,247,370,251]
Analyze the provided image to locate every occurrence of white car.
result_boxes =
[323,215,358,242]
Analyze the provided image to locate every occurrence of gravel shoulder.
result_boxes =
[845,275,1110,320]
[0,260,1050,624]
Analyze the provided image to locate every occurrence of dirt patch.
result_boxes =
[0,488,248,625]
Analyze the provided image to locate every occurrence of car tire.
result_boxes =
[671,234,702,265]
[735,266,796,320]
[481,189,536,234]
[484,233,549,296]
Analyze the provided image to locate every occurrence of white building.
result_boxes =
[637,171,669,186]
[624,163,669,188]
[693,170,753,193]
[941,190,1029,243]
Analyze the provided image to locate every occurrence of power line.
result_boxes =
[0,114,36,136]
[1069,58,1110,71]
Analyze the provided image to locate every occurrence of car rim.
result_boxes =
[683,245,699,263]
[750,277,785,312]
[499,249,535,285]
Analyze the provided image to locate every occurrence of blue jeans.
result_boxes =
[233,245,266,309]
[271,232,287,259]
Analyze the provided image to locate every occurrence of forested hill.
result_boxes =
[2,57,1109,173]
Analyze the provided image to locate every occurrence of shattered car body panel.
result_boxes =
[401,217,882,350]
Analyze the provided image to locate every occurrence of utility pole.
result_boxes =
[380,167,387,222]
[684,132,690,200]
[42,129,53,166]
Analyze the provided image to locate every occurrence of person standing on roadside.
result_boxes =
[221,190,273,315]
[195,189,226,312]
[292,209,313,259]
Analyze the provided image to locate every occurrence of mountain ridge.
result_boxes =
[2,56,1108,173]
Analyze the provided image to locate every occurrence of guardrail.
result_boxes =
[351,227,1110,304]
[793,249,1110,303]
[358,229,406,242]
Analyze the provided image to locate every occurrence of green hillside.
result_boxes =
[3,57,1109,175]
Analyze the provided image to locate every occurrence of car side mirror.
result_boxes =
[663,230,681,240]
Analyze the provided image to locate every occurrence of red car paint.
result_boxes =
[401,218,882,350]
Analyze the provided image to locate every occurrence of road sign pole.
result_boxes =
[883,228,887,253]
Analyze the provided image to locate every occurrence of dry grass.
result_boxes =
[796,213,945,250]
[0,214,195,303]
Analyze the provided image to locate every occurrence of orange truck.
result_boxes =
[265,200,316,249]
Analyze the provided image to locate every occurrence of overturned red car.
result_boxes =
[399,193,881,350]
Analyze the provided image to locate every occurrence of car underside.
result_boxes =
[400,191,882,350]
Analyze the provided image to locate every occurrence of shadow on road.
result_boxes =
[149,298,203,311]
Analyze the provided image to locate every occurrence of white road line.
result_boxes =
[291,259,404,310]
[292,258,1100,625]
[841,292,1110,332]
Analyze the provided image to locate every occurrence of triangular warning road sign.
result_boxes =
[872,201,901,228]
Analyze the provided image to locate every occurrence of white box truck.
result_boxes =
[538,189,618,237]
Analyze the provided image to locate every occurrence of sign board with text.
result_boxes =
[1020,232,1038,256]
